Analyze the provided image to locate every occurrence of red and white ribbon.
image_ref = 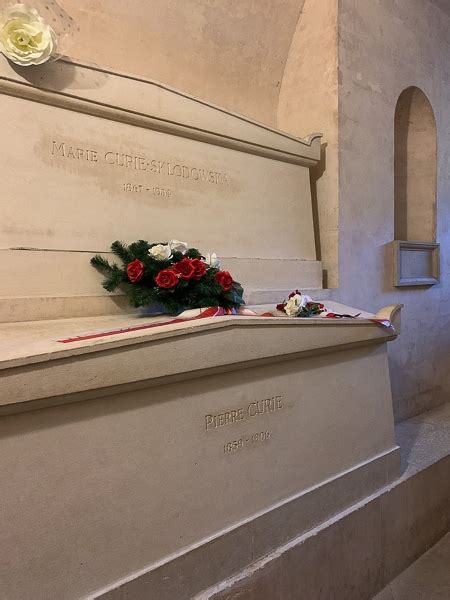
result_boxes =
[57,306,391,344]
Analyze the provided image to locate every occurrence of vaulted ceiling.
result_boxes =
[59,0,305,125]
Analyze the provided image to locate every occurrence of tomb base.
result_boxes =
[0,303,401,599]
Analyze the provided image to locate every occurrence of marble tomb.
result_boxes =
[0,57,401,600]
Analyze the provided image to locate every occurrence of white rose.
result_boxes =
[149,243,171,260]
[205,252,221,269]
[169,239,188,254]
[0,4,57,66]
[284,297,301,317]
[284,293,313,316]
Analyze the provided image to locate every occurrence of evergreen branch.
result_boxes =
[90,254,113,272]
[110,240,133,265]
[90,255,124,292]
[102,265,124,292]
[128,240,151,260]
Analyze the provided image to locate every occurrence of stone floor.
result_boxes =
[373,532,450,599]
[395,402,450,479]
[372,402,450,599]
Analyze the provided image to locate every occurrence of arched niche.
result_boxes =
[393,87,439,286]
[394,87,437,241]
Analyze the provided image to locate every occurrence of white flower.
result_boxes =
[0,4,57,66]
[284,297,301,317]
[205,252,221,269]
[149,243,171,261]
[284,293,312,317]
[169,239,188,254]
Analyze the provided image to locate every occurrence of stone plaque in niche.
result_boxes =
[393,240,440,286]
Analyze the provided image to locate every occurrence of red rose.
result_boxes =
[215,270,233,292]
[190,258,207,280]
[173,257,195,280]
[155,269,179,289]
[127,259,144,283]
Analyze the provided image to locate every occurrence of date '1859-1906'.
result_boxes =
[223,430,271,454]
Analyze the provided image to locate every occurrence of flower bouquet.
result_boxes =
[276,290,325,317]
[91,239,244,315]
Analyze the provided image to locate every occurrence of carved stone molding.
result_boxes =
[392,240,440,287]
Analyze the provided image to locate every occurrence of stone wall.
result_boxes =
[336,0,450,419]
[57,0,340,286]
[277,0,339,287]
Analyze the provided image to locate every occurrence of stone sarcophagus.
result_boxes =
[0,56,401,600]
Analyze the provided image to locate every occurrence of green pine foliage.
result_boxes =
[298,302,323,317]
[90,240,245,315]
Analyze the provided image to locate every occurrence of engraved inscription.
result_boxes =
[223,430,271,454]
[51,140,229,187]
[151,186,172,197]
[123,183,143,192]
[123,183,173,197]
[51,141,99,162]
[205,395,283,431]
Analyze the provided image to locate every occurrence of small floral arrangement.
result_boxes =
[0,3,57,66]
[91,239,244,315]
[276,290,325,317]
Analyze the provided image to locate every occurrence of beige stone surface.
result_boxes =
[0,59,318,255]
[0,57,321,165]
[50,0,340,288]
[56,0,305,127]
[199,404,450,600]
[374,533,450,600]
[277,0,339,287]
[18,0,449,419]
[3,3,448,597]
[0,331,398,599]
[393,241,440,287]
[394,87,437,242]
[0,301,396,409]
[0,56,322,321]
[100,450,399,600]
[336,0,450,419]
[0,262,400,599]
[0,250,322,322]
[49,1,341,288]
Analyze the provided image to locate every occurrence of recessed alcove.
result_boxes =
[393,86,439,286]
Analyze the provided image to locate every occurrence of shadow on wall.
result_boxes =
[310,142,327,285]
[6,57,110,92]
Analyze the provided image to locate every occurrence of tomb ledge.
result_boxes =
[0,302,401,414]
